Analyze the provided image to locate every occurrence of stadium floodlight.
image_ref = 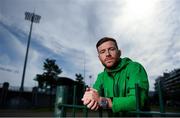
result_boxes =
[20,12,41,92]
[25,12,41,23]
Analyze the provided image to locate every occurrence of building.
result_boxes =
[154,68,180,106]
[0,77,85,109]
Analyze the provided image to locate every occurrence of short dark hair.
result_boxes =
[96,37,118,49]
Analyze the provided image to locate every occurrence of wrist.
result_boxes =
[106,97,113,108]
[98,97,108,108]
[98,97,113,109]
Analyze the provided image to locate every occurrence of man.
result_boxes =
[81,37,149,116]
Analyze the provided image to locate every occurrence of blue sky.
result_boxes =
[0,0,180,91]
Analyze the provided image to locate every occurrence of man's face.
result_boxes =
[97,41,120,68]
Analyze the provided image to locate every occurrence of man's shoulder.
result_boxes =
[121,57,143,67]
[126,60,146,73]
[97,70,108,79]
[127,59,144,68]
[98,71,105,76]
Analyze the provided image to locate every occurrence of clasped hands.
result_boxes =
[81,87,100,111]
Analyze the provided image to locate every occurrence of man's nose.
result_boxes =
[105,50,111,56]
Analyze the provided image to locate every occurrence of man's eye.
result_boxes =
[99,50,105,54]
[109,48,116,51]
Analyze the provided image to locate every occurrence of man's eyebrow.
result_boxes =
[99,49,106,51]
[98,49,105,53]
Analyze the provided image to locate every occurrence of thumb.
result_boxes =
[89,87,97,92]
[86,87,91,91]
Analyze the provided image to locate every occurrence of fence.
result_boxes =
[54,82,180,117]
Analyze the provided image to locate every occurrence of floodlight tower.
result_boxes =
[20,12,41,92]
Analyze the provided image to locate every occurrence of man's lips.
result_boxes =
[105,58,114,62]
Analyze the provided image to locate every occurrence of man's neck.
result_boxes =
[105,59,120,72]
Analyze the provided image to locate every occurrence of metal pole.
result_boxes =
[158,81,165,114]
[73,85,77,117]
[20,15,34,92]
[20,12,41,92]
[83,52,86,80]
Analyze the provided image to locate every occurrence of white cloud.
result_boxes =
[0,0,180,91]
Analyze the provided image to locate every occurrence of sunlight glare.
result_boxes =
[124,0,156,19]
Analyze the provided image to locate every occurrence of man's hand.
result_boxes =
[81,87,100,110]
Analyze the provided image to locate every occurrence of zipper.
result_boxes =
[113,76,116,96]
[108,72,116,97]
[111,73,118,97]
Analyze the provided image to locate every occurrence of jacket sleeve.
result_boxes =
[112,62,149,112]
[93,73,104,96]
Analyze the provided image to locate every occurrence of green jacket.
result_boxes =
[93,57,149,113]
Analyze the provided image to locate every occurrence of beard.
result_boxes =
[102,58,120,70]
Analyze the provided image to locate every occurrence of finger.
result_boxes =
[82,91,91,99]
[83,98,91,105]
[86,87,90,91]
[81,95,86,101]
[83,91,99,102]
[95,104,99,111]
[91,101,98,110]
[83,92,94,99]
[81,97,84,101]
[87,100,95,108]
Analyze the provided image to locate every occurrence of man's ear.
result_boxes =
[98,54,100,60]
[118,50,121,57]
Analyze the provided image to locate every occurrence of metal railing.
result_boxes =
[54,82,180,117]
[129,81,180,117]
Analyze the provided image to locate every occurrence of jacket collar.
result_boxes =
[104,57,131,73]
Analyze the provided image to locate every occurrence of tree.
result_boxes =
[35,74,44,89]
[34,58,62,108]
[43,58,62,90]
[35,58,62,90]
[75,73,86,105]
[75,73,85,84]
